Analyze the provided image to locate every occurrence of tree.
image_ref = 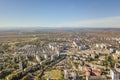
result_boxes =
[22,74,31,80]
[2,44,10,52]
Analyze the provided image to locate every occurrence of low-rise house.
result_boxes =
[97,61,104,66]
[80,57,86,61]
[64,70,77,80]
[113,54,120,60]
[90,54,96,59]
[78,65,85,71]
[86,67,105,80]
[116,50,120,54]
[99,56,105,61]
[109,48,116,53]
[28,61,37,66]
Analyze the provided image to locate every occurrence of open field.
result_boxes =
[43,69,63,80]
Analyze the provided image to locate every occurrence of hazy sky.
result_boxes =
[0,0,120,29]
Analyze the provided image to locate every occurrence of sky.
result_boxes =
[0,0,120,29]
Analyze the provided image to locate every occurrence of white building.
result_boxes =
[95,43,107,49]
[113,54,120,60]
[49,43,57,50]
[64,70,68,79]
[35,54,42,64]
[71,72,77,80]
[44,54,48,59]
[110,68,120,80]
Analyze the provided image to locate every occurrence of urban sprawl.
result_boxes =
[0,30,120,80]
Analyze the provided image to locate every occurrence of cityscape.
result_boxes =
[0,29,120,80]
[0,0,120,80]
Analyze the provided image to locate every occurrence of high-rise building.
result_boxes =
[64,70,68,79]
[110,68,120,80]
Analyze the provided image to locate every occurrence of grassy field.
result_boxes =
[43,69,63,80]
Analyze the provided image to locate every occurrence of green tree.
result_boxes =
[2,44,10,52]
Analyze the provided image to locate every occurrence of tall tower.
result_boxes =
[19,56,23,70]
[56,47,60,57]
[19,61,23,70]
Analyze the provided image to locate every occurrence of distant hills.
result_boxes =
[0,27,120,32]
